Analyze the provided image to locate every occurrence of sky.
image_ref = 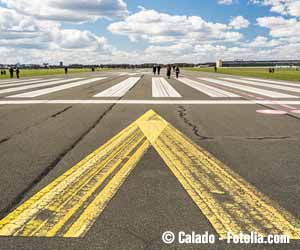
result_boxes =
[0,0,300,65]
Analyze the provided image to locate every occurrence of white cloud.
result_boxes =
[245,36,283,47]
[257,16,300,37]
[108,8,243,44]
[0,0,128,22]
[0,3,299,65]
[229,16,250,30]
[0,6,118,64]
[0,8,109,49]
[250,0,300,17]
[218,0,234,5]
[229,16,250,29]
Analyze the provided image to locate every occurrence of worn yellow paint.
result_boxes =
[0,112,151,237]
[145,112,300,239]
[64,140,150,238]
[0,109,299,239]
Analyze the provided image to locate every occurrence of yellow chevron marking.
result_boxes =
[0,110,299,239]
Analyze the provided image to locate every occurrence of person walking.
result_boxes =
[166,65,172,79]
[16,68,20,79]
[153,65,157,75]
[175,66,180,78]
[157,65,161,76]
[64,66,68,74]
[9,67,14,78]
[214,66,217,73]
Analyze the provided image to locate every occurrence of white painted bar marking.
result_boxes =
[178,78,240,98]
[199,78,297,98]
[152,78,182,98]
[221,77,300,94]
[0,78,83,95]
[1,100,300,105]
[94,77,140,98]
[0,79,62,88]
[0,79,40,85]
[8,78,106,98]
[244,78,300,88]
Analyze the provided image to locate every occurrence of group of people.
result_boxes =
[152,65,162,76]
[269,68,275,73]
[153,65,180,79]
[2,67,20,78]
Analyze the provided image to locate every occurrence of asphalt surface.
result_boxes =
[0,69,300,249]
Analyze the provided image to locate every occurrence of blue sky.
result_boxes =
[61,0,270,49]
[0,0,299,64]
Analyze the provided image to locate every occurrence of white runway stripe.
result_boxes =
[8,78,106,98]
[1,100,300,105]
[94,77,140,97]
[0,78,83,95]
[152,78,181,98]
[199,78,297,98]
[0,78,61,88]
[178,78,240,98]
[119,73,139,76]
[221,77,300,94]
[0,79,40,85]
[243,78,300,88]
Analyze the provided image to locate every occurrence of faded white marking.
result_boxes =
[0,79,62,88]
[244,78,300,88]
[200,78,297,98]
[1,100,300,105]
[152,78,181,98]
[221,77,300,94]
[0,78,83,95]
[94,77,140,97]
[0,79,41,85]
[8,78,106,98]
[178,78,240,98]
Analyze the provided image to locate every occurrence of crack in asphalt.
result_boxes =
[212,135,299,141]
[176,106,299,142]
[0,106,115,219]
[177,105,214,141]
[0,105,73,146]
[117,226,161,250]
[0,137,9,144]
[51,105,72,118]
[0,75,144,219]
[246,136,292,141]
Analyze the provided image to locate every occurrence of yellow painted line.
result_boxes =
[141,111,300,239]
[0,112,152,237]
[64,140,150,237]
[0,109,299,239]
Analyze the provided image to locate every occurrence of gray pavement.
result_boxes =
[0,70,300,249]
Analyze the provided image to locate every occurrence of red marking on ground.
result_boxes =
[291,110,300,114]
[279,104,297,110]
[256,109,288,115]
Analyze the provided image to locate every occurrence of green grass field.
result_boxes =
[186,67,300,82]
[0,68,112,80]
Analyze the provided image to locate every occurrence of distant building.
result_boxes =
[216,59,223,68]
[43,63,49,68]
[219,60,300,67]
[60,62,63,67]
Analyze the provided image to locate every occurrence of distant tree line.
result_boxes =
[0,63,196,70]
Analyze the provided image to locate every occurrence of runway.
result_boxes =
[0,69,300,249]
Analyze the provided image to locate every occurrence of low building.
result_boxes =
[216,60,223,68]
